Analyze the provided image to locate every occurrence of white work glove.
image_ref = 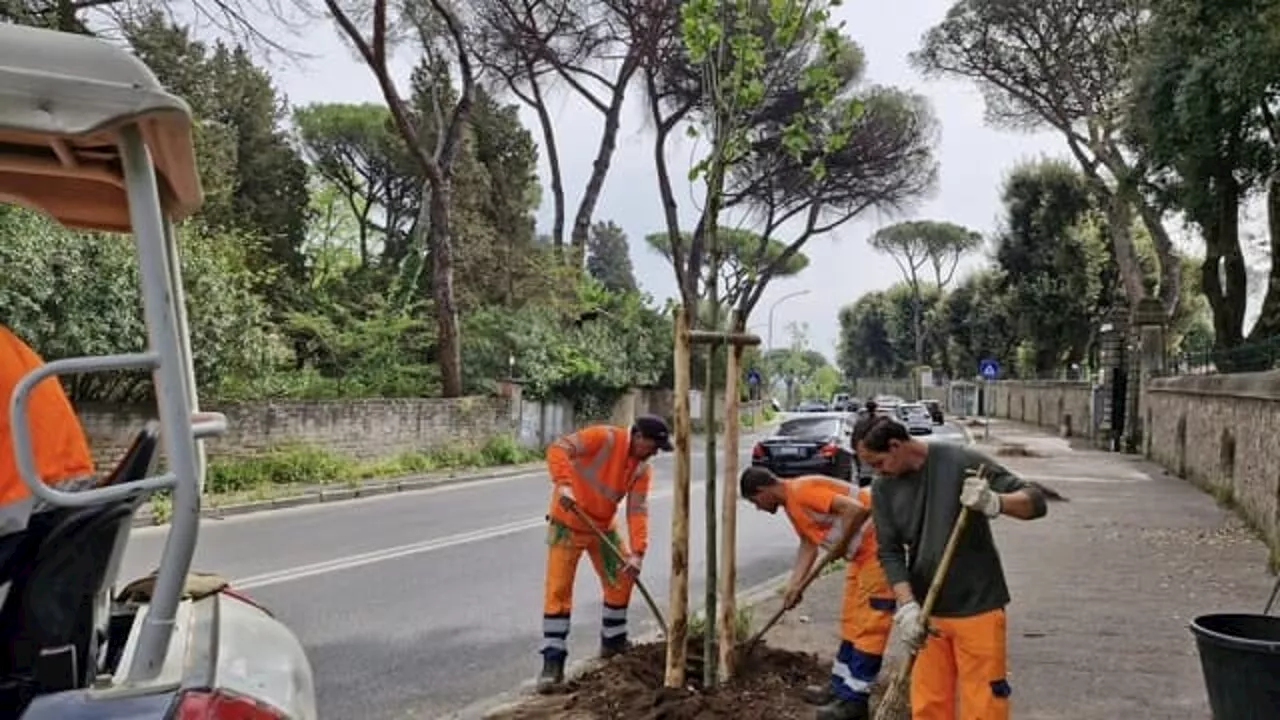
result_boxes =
[556,485,576,510]
[960,474,1002,518]
[623,553,644,578]
[892,600,928,651]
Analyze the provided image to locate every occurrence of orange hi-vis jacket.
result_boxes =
[782,475,878,565]
[0,326,95,537]
[546,425,653,556]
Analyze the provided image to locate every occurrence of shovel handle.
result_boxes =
[566,501,669,637]
[744,545,843,653]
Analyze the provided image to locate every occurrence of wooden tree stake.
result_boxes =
[717,311,743,682]
[664,306,694,689]
[664,311,761,689]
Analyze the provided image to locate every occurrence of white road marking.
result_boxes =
[129,451,718,536]
[231,480,706,590]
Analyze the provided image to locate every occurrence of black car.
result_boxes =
[752,413,856,482]
[923,399,944,425]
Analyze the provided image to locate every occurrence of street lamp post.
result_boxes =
[767,289,812,351]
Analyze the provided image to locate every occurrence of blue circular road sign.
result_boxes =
[979,358,1000,380]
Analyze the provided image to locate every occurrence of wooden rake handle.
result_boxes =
[566,501,669,637]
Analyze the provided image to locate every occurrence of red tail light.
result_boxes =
[819,443,839,458]
[175,689,287,719]
[752,443,765,458]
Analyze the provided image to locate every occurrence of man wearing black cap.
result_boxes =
[536,414,673,692]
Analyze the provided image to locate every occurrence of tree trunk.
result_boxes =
[912,295,925,365]
[1249,174,1280,339]
[665,307,693,689]
[568,79,631,269]
[1199,173,1248,353]
[717,336,742,683]
[702,291,719,687]
[523,70,566,259]
[1104,194,1146,309]
[429,180,463,397]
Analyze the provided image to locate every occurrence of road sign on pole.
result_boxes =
[979,358,1000,381]
[746,369,761,386]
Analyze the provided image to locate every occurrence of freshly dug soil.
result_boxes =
[513,638,826,719]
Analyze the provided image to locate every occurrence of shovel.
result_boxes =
[565,501,669,637]
[741,541,848,659]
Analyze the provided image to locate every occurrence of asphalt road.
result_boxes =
[119,422,967,720]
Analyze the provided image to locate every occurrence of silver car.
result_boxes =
[897,403,935,435]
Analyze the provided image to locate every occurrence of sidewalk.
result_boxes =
[764,418,1277,719]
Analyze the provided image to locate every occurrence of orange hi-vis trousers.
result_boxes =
[829,555,894,701]
[911,607,1011,720]
[540,520,635,661]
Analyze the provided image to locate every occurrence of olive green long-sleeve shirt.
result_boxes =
[870,442,1046,618]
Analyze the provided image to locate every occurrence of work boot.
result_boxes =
[802,684,836,705]
[535,656,566,694]
[599,637,631,660]
[815,696,869,720]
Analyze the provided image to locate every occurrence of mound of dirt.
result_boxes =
[508,638,827,719]
[994,442,1043,458]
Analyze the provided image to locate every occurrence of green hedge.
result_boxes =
[206,435,541,495]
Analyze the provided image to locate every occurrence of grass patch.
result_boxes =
[146,435,541,522]
[688,606,754,643]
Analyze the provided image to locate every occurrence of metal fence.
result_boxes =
[1167,335,1280,376]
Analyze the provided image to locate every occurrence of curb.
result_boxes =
[131,463,544,528]
[448,570,794,720]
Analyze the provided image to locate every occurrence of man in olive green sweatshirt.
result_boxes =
[857,419,1047,720]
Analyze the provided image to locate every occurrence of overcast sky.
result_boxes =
[193,2,1084,364]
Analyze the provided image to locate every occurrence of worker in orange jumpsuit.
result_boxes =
[0,326,95,576]
[740,464,891,720]
[536,415,672,693]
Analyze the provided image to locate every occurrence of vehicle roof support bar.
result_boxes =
[119,123,203,682]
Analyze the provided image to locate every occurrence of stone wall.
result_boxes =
[983,380,1097,440]
[75,386,685,472]
[855,378,916,401]
[1145,372,1280,551]
[956,373,1280,554]
[78,396,520,469]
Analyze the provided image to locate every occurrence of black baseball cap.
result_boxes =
[633,414,674,452]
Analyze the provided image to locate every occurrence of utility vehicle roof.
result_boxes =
[0,24,203,233]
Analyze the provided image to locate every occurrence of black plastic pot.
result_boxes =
[1191,604,1280,719]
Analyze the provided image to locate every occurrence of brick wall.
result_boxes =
[77,396,517,470]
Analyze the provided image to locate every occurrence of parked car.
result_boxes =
[752,413,856,482]
[793,400,829,412]
[830,393,859,412]
[897,402,935,435]
[923,399,945,425]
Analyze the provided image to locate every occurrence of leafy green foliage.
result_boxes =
[0,208,288,402]
[839,162,1214,381]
